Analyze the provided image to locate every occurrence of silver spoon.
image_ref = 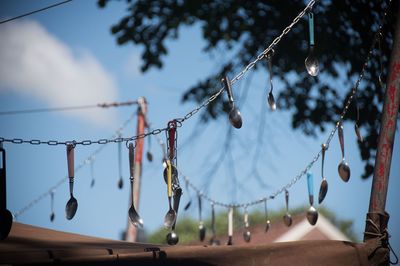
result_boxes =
[209,203,220,245]
[305,12,319,76]
[227,207,233,245]
[242,207,251,243]
[50,190,55,222]
[117,134,123,189]
[222,76,243,129]
[318,143,328,204]
[166,187,182,245]
[65,144,78,220]
[183,178,192,211]
[264,199,271,233]
[198,194,206,241]
[338,122,351,182]
[128,143,143,227]
[283,189,292,227]
[267,54,276,111]
[90,157,95,188]
[0,143,13,240]
[164,160,176,229]
[146,134,153,162]
[306,172,318,225]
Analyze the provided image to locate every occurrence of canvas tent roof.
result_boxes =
[0,222,381,265]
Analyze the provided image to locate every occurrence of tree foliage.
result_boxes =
[98,0,399,178]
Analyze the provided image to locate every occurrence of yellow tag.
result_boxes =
[167,160,172,197]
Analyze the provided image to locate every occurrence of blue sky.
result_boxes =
[0,0,399,255]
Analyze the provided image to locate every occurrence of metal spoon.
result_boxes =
[166,187,182,245]
[117,134,123,189]
[90,157,95,188]
[306,172,318,225]
[50,190,55,222]
[264,199,271,233]
[338,123,351,182]
[209,203,220,245]
[128,143,143,227]
[198,194,206,241]
[305,12,319,76]
[65,144,78,220]
[283,189,292,227]
[146,135,153,162]
[183,178,192,211]
[227,207,233,245]
[318,143,328,204]
[164,160,176,229]
[243,208,251,243]
[267,55,276,111]
[0,143,13,240]
[222,76,243,129]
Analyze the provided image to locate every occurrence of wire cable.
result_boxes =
[0,0,72,25]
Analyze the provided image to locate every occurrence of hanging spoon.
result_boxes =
[305,11,319,76]
[50,189,55,222]
[283,189,292,227]
[164,160,176,229]
[306,172,318,225]
[90,156,95,188]
[209,203,220,245]
[227,207,233,245]
[198,194,206,241]
[354,98,364,143]
[264,199,271,233]
[267,52,276,111]
[117,133,123,189]
[146,134,153,162]
[128,143,143,227]
[0,143,13,240]
[183,178,192,211]
[222,76,243,129]
[318,143,328,204]
[166,187,182,245]
[65,144,78,220]
[338,122,351,182]
[242,207,251,243]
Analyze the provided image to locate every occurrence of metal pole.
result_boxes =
[125,97,147,242]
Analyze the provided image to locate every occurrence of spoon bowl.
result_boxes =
[265,220,271,233]
[146,151,153,162]
[243,230,251,243]
[118,177,123,189]
[166,231,179,245]
[163,165,178,184]
[318,178,328,204]
[306,206,319,225]
[65,195,78,220]
[229,107,242,129]
[0,209,13,240]
[198,223,206,242]
[184,200,192,211]
[283,213,292,227]
[338,161,351,182]
[164,206,176,229]
[268,92,276,111]
[50,212,55,222]
[129,205,144,228]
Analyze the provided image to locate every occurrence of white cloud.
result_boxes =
[0,20,118,126]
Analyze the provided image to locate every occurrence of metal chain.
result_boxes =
[0,0,316,146]
[12,112,137,219]
[180,0,391,209]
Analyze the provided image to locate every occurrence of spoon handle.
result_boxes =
[264,199,268,220]
[307,172,314,206]
[228,207,233,238]
[171,187,182,230]
[167,160,172,198]
[308,11,315,46]
[118,133,122,178]
[198,193,202,222]
[321,143,327,179]
[211,203,216,237]
[0,143,7,210]
[222,76,234,104]
[128,143,135,179]
[66,144,74,179]
[268,57,273,93]
[338,122,345,158]
[285,189,289,212]
[167,121,177,161]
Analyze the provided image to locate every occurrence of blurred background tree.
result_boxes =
[98,0,399,179]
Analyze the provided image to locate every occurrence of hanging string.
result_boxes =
[12,112,136,219]
[0,100,139,116]
[0,0,73,25]
[0,0,317,147]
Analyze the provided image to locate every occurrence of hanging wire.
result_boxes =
[12,112,136,219]
[0,0,73,25]
[0,0,317,147]
[0,100,139,116]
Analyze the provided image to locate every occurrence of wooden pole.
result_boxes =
[367,4,400,216]
[125,97,147,242]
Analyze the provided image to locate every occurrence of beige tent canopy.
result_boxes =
[0,221,386,265]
